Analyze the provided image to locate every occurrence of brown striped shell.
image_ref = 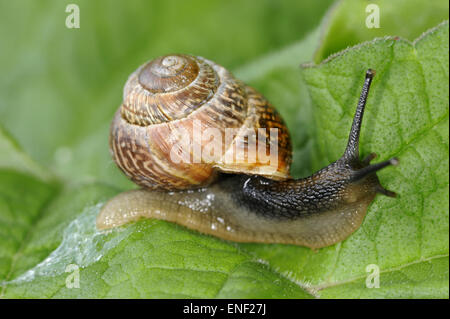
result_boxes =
[110,54,292,190]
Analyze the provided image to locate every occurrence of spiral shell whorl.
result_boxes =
[121,54,220,126]
[139,55,200,93]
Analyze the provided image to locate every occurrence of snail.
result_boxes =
[97,54,398,249]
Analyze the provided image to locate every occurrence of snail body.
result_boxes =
[98,54,397,249]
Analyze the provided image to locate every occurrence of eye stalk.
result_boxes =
[343,68,376,161]
[341,69,398,197]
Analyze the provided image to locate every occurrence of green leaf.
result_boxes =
[314,0,449,63]
[318,255,449,298]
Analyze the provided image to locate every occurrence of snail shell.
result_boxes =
[111,54,292,190]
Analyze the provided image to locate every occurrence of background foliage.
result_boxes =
[0,0,448,298]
